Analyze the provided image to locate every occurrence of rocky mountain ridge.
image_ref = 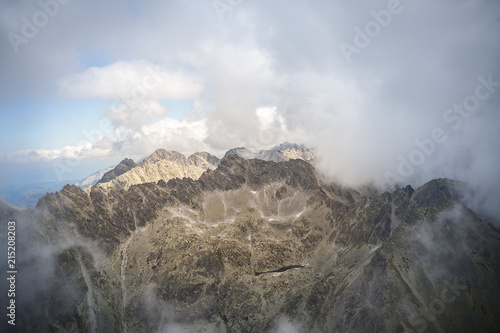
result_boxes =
[97,158,137,185]
[225,142,315,163]
[80,143,315,195]
[75,166,115,188]
[5,152,499,332]
[86,150,220,193]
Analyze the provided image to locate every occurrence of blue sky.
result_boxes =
[0,0,499,214]
[0,98,105,151]
[0,98,191,151]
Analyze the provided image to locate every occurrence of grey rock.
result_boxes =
[97,158,137,184]
[4,153,499,333]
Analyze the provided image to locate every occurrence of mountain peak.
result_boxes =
[271,141,303,151]
[188,151,221,169]
[412,178,465,209]
[224,142,315,163]
[97,158,137,185]
[224,147,254,158]
[143,149,188,165]
[87,149,220,192]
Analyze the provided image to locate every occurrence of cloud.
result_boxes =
[115,117,210,156]
[275,317,304,333]
[58,60,203,100]
[0,117,209,164]
[198,43,287,150]
[0,143,96,163]
[105,100,168,128]
[1,0,499,217]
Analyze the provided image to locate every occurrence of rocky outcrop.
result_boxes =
[6,154,500,333]
[225,142,315,163]
[97,158,137,184]
[272,141,316,161]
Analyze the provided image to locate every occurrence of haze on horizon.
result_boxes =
[0,0,499,216]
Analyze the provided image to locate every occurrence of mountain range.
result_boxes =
[79,142,315,193]
[0,143,499,332]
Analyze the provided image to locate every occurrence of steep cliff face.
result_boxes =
[4,154,500,332]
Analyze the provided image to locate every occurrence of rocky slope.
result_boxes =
[75,166,115,188]
[97,158,137,185]
[87,149,220,193]
[2,154,499,333]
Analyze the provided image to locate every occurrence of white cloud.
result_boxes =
[256,106,278,129]
[197,43,287,150]
[115,117,210,156]
[59,60,203,100]
[105,100,168,128]
[0,116,209,163]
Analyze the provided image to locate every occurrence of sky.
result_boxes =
[0,0,499,214]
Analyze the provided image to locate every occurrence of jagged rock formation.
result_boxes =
[3,154,500,333]
[225,142,315,163]
[87,149,220,192]
[97,158,137,184]
[271,141,316,161]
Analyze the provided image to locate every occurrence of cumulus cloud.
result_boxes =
[105,100,168,128]
[198,43,287,150]
[59,60,203,100]
[115,117,210,156]
[0,117,209,163]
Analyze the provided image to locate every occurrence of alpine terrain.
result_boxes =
[1,144,499,333]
